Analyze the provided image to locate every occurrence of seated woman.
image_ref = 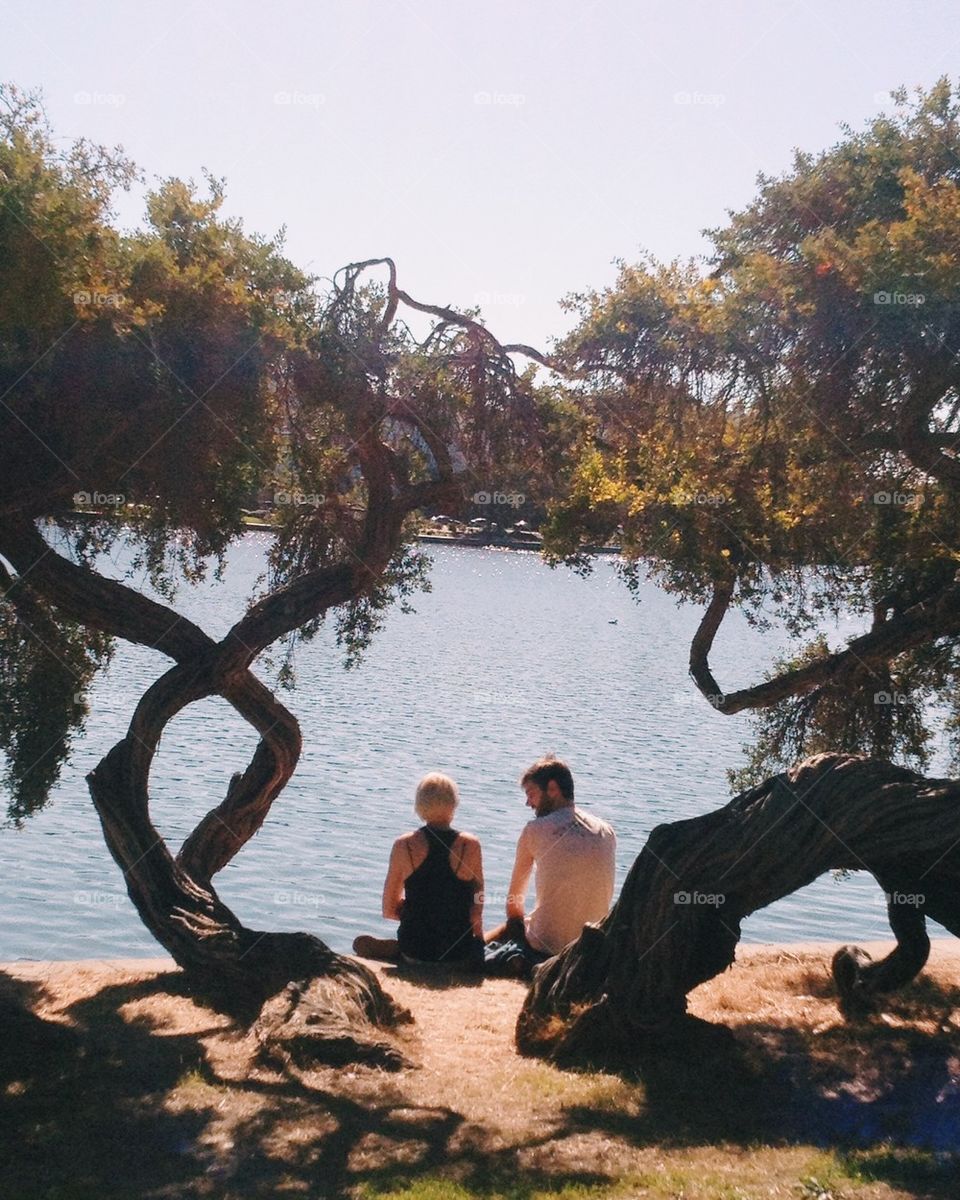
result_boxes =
[352,772,484,967]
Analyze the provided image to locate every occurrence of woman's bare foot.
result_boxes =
[352,934,400,962]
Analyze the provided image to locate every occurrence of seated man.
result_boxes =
[485,755,616,978]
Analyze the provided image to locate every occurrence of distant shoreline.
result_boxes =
[415,532,623,554]
[236,518,617,553]
[67,511,622,554]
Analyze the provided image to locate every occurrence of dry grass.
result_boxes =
[2,943,959,1200]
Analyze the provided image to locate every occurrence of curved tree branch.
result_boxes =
[86,659,409,1066]
[0,519,211,662]
[336,257,561,374]
[689,577,960,715]
[176,670,303,885]
[687,577,735,705]
[898,395,960,493]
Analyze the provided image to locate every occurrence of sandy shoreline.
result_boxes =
[5,937,960,973]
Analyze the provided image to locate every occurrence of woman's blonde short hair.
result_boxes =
[414,772,459,822]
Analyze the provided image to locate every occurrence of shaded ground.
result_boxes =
[1,943,959,1199]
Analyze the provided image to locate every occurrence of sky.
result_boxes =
[3,0,957,351]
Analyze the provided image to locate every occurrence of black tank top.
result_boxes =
[397,826,477,963]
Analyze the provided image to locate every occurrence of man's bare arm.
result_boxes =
[506,835,534,921]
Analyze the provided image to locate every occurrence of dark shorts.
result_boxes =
[398,933,485,971]
[484,937,552,979]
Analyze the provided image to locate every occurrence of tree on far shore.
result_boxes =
[546,78,960,785]
[0,85,548,1059]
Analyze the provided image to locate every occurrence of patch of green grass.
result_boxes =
[359,1144,960,1200]
[174,1065,227,1095]
[792,1151,854,1194]
[796,1176,841,1199]
[356,1180,649,1200]
[559,1076,642,1115]
[506,1063,643,1115]
[506,1062,565,1097]
[356,1163,841,1200]
[840,1144,959,1187]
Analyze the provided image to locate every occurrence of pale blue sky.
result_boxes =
[4,0,956,349]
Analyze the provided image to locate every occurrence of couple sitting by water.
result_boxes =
[352,756,617,977]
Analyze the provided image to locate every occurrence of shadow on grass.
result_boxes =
[221,1066,613,1200]
[2,966,959,1199]
[794,963,960,1010]
[561,1022,958,1142]
[549,1003,960,1199]
[0,968,607,1200]
[381,961,487,991]
[0,968,215,1200]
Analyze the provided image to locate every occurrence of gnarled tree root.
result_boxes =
[254,977,412,1071]
[88,743,413,1069]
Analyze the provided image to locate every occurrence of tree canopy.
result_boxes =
[0,86,561,1052]
[546,78,960,783]
[0,86,558,825]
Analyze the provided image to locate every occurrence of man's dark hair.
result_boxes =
[520,756,574,800]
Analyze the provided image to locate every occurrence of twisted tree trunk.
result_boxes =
[0,475,423,1065]
[2,260,545,1066]
[517,753,960,1063]
[84,656,407,1048]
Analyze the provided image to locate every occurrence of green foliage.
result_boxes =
[334,539,434,671]
[550,79,960,776]
[727,637,935,791]
[0,89,545,818]
[0,85,317,815]
[0,84,313,569]
[0,574,112,823]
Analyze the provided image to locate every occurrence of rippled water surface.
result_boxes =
[1,537,930,960]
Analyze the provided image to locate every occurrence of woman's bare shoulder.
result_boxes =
[394,829,423,845]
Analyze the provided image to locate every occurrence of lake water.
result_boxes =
[0,536,938,961]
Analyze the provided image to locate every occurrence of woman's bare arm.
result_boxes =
[381,839,409,920]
